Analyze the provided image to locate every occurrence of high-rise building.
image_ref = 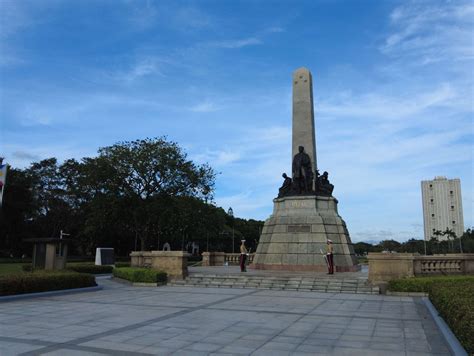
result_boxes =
[421,176,464,241]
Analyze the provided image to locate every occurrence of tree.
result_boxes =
[95,137,215,200]
[0,168,35,255]
[75,137,217,252]
[353,242,373,256]
[378,239,401,252]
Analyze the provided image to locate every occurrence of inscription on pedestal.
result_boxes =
[288,225,311,233]
[289,200,312,208]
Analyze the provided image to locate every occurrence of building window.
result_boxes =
[450,191,453,194]
[429,184,432,188]
[430,198,433,202]
[452,221,456,224]
[451,205,454,209]
[431,214,435,217]
[432,228,436,232]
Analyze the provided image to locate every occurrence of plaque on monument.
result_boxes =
[252,67,358,272]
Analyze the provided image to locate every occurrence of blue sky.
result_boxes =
[1,0,473,243]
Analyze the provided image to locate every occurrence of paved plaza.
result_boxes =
[0,277,452,355]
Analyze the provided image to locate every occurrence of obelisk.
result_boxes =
[292,68,317,177]
[251,67,359,272]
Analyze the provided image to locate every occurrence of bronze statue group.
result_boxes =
[278,146,334,198]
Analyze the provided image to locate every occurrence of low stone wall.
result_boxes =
[202,252,255,266]
[368,253,474,284]
[130,251,189,280]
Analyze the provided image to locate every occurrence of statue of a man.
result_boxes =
[317,171,334,196]
[292,146,313,194]
[278,173,292,197]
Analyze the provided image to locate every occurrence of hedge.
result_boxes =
[67,264,113,274]
[430,280,474,354]
[0,271,96,296]
[388,276,474,354]
[113,267,167,284]
[114,262,131,268]
[387,275,474,293]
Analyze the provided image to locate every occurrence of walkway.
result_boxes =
[0,277,452,355]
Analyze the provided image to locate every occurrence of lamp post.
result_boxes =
[227,207,234,254]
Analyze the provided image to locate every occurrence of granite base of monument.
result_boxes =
[251,195,359,272]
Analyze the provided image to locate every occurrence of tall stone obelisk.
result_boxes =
[292,68,317,177]
[251,67,359,272]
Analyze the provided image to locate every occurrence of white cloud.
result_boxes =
[381,1,474,65]
[318,83,461,120]
[189,100,221,113]
[0,1,35,39]
[208,37,262,49]
[114,56,166,82]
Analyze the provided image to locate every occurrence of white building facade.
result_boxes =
[421,176,464,241]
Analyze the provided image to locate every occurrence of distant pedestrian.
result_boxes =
[326,240,334,274]
[240,240,248,272]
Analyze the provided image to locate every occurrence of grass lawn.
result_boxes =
[0,262,111,276]
[0,263,24,276]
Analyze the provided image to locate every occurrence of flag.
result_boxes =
[0,164,7,207]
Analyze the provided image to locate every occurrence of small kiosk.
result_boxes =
[25,238,71,270]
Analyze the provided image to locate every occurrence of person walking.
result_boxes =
[240,240,248,272]
[326,239,334,274]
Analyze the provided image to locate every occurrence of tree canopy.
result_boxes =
[0,137,263,257]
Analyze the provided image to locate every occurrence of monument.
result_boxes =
[252,67,359,272]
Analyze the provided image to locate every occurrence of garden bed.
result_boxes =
[113,267,167,285]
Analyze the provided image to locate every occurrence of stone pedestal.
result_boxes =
[252,195,358,272]
[130,251,189,280]
[202,252,226,266]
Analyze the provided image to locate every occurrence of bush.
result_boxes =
[67,264,113,274]
[114,262,130,268]
[387,275,474,293]
[430,280,474,354]
[113,267,167,284]
[0,271,96,296]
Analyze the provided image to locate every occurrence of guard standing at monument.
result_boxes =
[326,240,334,274]
[240,240,248,272]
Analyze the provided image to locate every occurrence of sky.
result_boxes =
[0,0,473,243]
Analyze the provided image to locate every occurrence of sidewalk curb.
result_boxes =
[422,297,468,356]
[0,286,103,303]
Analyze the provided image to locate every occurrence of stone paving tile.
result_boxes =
[0,277,455,356]
[41,349,106,356]
[78,339,145,351]
[0,341,45,356]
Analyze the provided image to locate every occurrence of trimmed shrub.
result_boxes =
[113,267,167,284]
[67,264,113,274]
[387,275,474,293]
[114,262,131,268]
[430,280,474,354]
[0,271,96,296]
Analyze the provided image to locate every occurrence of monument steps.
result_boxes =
[169,274,379,294]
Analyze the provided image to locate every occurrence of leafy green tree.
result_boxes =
[378,239,401,252]
[353,242,373,255]
[0,168,35,255]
